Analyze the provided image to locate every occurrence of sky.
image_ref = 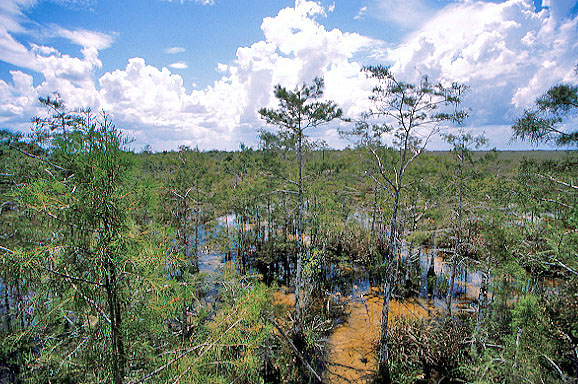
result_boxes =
[0,0,577,151]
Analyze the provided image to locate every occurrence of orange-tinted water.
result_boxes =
[270,251,485,383]
[323,291,436,383]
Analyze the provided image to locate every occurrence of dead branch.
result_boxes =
[270,318,322,383]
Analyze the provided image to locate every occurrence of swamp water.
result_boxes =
[319,250,483,383]
[202,217,487,383]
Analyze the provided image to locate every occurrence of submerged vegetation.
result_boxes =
[1,69,577,383]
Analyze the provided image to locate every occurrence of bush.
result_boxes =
[388,315,472,383]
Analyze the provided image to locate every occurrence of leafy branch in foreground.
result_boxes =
[513,67,578,147]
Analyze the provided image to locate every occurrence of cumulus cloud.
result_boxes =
[0,0,110,124]
[68,0,378,150]
[0,70,38,125]
[164,46,186,54]
[86,0,377,149]
[385,0,578,147]
[203,0,378,147]
[1,0,577,151]
[99,58,202,120]
[0,43,104,123]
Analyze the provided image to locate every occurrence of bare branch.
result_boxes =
[43,266,104,287]
[536,173,578,191]
[368,146,396,191]
[8,143,67,172]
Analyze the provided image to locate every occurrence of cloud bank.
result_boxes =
[0,0,576,150]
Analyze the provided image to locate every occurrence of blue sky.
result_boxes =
[0,0,577,151]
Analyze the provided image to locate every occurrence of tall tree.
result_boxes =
[8,97,131,383]
[164,145,207,275]
[352,65,467,383]
[258,77,342,346]
[441,130,486,315]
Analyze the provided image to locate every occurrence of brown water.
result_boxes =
[320,250,484,383]
[271,284,445,383]
[324,291,436,383]
[254,248,486,383]
[208,219,487,382]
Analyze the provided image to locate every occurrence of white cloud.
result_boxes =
[223,0,378,139]
[0,52,102,121]
[354,6,367,20]
[0,0,39,70]
[94,0,378,150]
[164,46,186,54]
[0,0,37,33]
[372,0,431,29]
[384,0,578,148]
[49,0,96,11]
[96,57,229,149]
[1,0,576,151]
[542,0,577,22]
[0,28,36,69]
[30,43,59,56]
[169,61,188,69]
[55,27,114,50]
[0,0,110,124]
[0,70,38,124]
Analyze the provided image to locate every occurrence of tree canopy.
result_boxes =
[513,68,578,146]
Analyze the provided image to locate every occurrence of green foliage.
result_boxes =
[259,77,343,134]
[388,316,472,383]
[406,230,434,246]
[512,78,578,146]
[1,85,578,384]
[150,273,275,384]
[467,294,564,384]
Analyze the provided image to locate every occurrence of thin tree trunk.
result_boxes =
[446,259,457,314]
[447,146,464,315]
[194,183,200,272]
[15,276,24,329]
[477,269,489,326]
[371,184,378,238]
[377,277,392,384]
[377,189,399,384]
[105,258,125,384]
[377,128,410,382]
[3,278,11,332]
[294,124,304,343]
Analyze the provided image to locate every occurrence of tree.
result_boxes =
[164,145,207,275]
[258,77,343,347]
[352,65,467,383]
[513,68,578,146]
[510,68,578,284]
[441,130,487,315]
[6,97,131,383]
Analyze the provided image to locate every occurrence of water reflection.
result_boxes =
[206,216,489,383]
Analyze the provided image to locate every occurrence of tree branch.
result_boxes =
[8,143,67,172]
